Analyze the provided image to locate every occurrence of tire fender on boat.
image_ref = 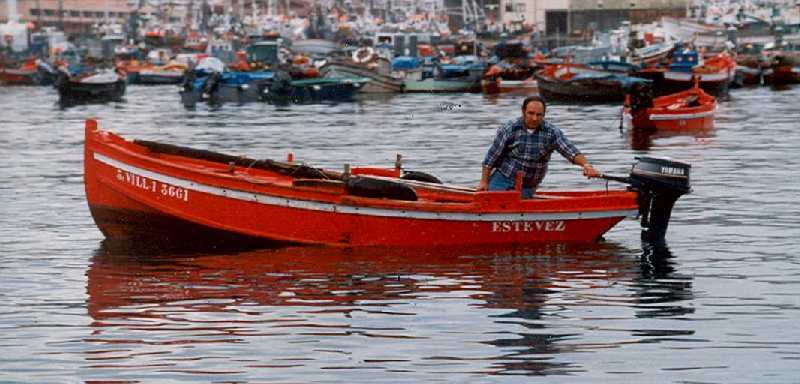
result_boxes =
[345,176,418,201]
[401,170,442,184]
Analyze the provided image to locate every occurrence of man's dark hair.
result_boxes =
[522,96,547,113]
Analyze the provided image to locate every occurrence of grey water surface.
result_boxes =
[1,84,799,383]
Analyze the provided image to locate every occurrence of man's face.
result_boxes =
[523,101,545,129]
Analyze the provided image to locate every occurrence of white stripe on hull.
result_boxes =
[665,71,730,82]
[649,107,716,120]
[94,153,637,222]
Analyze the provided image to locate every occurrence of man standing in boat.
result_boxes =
[477,96,601,198]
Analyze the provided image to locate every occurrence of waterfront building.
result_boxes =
[496,0,686,37]
[0,0,134,34]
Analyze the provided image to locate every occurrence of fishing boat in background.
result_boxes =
[136,62,187,84]
[395,55,485,93]
[535,63,650,102]
[179,57,272,107]
[0,57,56,85]
[319,57,404,93]
[55,67,126,102]
[762,52,800,86]
[482,40,539,95]
[262,74,369,104]
[638,50,736,96]
[83,119,692,246]
[624,79,716,131]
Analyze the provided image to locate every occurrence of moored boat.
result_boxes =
[84,119,692,246]
[137,62,187,84]
[535,63,650,102]
[624,80,716,131]
[262,76,369,104]
[639,50,736,96]
[762,53,800,86]
[0,57,56,85]
[319,59,404,93]
[55,68,126,102]
[481,63,538,95]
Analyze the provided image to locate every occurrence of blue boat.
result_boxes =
[264,75,369,104]
[179,58,274,107]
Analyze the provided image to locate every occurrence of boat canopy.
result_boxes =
[391,56,422,71]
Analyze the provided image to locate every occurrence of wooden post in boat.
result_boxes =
[287,152,293,163]
[343,164,351,180]
[395,154,402,171]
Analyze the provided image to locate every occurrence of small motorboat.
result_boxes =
[624,79,716,131]
[54,67,126,102]
[84,119,692,247]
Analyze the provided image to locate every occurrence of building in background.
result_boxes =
[0,0,135,34]
[495,0,687,37]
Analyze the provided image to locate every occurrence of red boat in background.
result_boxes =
[0,57,55,85]
[624,79,716,131]
[84,119,691,247]
[481,63,538,95]
[636,51,736,96]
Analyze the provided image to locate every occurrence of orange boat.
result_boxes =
[624,79,716,131]
[84,119,691,246]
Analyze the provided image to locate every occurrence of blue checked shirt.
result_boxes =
[482,117,581,189]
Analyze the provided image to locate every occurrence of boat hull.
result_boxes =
[403,78,481,93]
[57,78,126,102]
[481,78,538,95]
[319,62,403,93]
[137,71,184,84]
[535,75,627,102]
[84,120,639,247]
[625,87,716,131]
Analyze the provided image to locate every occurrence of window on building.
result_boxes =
[83,11,93,17]
[30,8,40,16]
[43,9,55,16]
[70,10,80,17]
[515,3,526,12]
[505,3,513,12]
[95,11,105,18]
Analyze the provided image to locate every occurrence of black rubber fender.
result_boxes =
[345,176,418,201]
[401,170,442,184]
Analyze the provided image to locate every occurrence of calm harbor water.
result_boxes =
[1,84,799,383]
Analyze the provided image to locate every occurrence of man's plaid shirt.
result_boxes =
[482,117,581,189]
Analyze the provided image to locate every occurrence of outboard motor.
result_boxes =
[180,68,196,93]
[627,156,691,242]
[201,71,222,99]
[603,156,691,242]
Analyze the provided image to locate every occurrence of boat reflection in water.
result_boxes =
[629,124,715,151]
[85,240,692,377]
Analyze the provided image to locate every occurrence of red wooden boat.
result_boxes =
[0,57,53,85]
[481,64,538,95]
[84,119,691,246]
[624,80,716,131]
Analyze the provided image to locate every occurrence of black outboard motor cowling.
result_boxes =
[628,156,691,242]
